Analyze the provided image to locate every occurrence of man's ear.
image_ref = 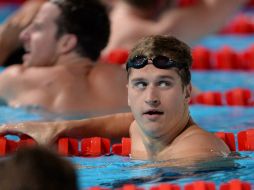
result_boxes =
[58,34,77,54]
[185,83,192,103]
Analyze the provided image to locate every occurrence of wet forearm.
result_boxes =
[59,112,134,140]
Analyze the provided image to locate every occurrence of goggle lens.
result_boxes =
[126,55,185,71]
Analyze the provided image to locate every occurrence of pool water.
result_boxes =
[69,69,254,189]
[0,4,19,23]
[0,70,254,189]
[1,4,254,190]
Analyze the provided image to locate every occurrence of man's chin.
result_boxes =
[23,61,32,67]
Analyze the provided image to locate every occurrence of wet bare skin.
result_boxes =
[103,0,247,55]
[0,60,128,114]
[0,2,129,115]
[130,118,230,161]
[0,114,230,165]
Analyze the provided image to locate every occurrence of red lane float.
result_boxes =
[104,46,254,70]
[2,128,254,156]
[229,15,253,35]
[184,181,216,190]
[214,46,241,70]
[88,180,251,190]
[150,183,180,190]
[57,137,79,156]
[81,137,111,157]
[215,132,236,151]
[0,136,17,156]
[194,91,223,106]
[219,15,249,36]
[119,184,144,190]
[104,49,129,65]
[0,134,36,156]
[218,14,254,35]
[192,46,211,70]
[220,179,251,190]
[192,88,254,107]
[242,45,254,70]
[89,187,110,190]
[189,45,254,70]
[225,88,252,106]
[112,137,131,156]
[238,129,254,151]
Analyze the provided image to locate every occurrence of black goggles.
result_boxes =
[126,55,187,71]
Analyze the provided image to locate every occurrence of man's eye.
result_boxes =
[133,82,147,89]
[158,81,171,87]
[32,24,42,31]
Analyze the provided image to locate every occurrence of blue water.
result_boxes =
[0,71,254,189]
[0,5,254,190]
[0,4,19,23]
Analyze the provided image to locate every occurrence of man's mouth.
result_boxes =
[22,49,31,62]
[24,45,31,54]
[143,110,164,116]
[25,49,31,54]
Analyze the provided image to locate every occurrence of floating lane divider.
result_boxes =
[57,137,130,157]
[0,136,252,190]
[238,129,254,151]
[1,128,254,156]
[0,134,36,156]
[219,14,254,35]
[102,49,129,65]
[215,132,236,151]
[112,137,131,156]
[0,136,131,157]
[104,45,254,70]
[192,45,254,70]
[88,179,251,190]
[191,88,254,107]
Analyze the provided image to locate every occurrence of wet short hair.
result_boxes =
[0,146,78,190]
[51,0,110,61]
[127,35,192,86]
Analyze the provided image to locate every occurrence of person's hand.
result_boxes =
[0,121,62,145]
[0,0,44,65]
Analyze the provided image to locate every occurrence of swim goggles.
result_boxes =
[126,55,186,71]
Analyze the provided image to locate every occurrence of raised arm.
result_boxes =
[0,0,44,65]
[0,112,134,145]
[155,0,248,44]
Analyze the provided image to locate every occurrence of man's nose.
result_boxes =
[144,86,160,107]
[19,26,30,43]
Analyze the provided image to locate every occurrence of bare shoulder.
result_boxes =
[94,62,126,75]
[169,124,230,159]
[91,62,127,86]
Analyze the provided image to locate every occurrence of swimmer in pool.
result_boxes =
[103,0,248,55]
[0,35,230,163]
[0,0,248,65]
[0,0,128,115]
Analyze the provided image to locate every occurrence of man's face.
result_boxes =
[20,2,62,67]
[127,64,191,138]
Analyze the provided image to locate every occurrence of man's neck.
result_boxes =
[139,114,191,160]
[55,53,94,67]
